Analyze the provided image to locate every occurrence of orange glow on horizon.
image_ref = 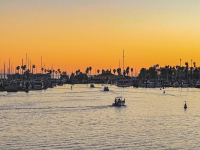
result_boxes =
[1,1,200,75]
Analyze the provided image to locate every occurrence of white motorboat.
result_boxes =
[113,97,125,106]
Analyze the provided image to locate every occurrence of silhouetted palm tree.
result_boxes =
[113,69,116,75]
[32,65,35,74]
[16,66,20,73]
[139,68,146,80]
[126,66,130,76]
[123,70,126,76]
[49,70,52,75]
[76,70,80,75]
[117,68,121,76]
[97,69,100,75]
[41,68,44,74]
[193,62,196,68]
[57,69,60,78]
[52,70,55,78]
[131,68,133,76]
[55,71,58,78]
[89,66,92,76]
[85,67,89,75]
[62,71,67,75]
[185,62,189,82]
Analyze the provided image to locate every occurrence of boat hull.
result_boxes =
[34,85,42,90]
[112,102,125,106]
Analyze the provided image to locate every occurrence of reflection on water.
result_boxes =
[1,84,200,149]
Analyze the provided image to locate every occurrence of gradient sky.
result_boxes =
[1,0,200,75]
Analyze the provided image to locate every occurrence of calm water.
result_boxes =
[1,84,200,149]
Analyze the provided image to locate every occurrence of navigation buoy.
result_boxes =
[184,101,187,109]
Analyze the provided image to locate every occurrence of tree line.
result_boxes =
[138,63,200,81]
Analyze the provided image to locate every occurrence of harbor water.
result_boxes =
[1,84,200,149]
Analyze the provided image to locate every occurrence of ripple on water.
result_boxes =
[1,86,200,149]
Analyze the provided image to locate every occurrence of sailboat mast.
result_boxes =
[4,62,5,80]
[123,50,124,72]
[41,55,42,73]
[9,58,10,75]
[26,53,27,71]
[123,50,124,76]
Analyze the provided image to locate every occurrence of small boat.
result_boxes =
[6,82,29,92]
[117,78,132,87]
[57,79,63,86]
[195,81,200,88]
[51,79,57,87]
[181,81,188,88]
[90,84,94,88]
[104,86,109,91]
[33,80,43,90]
[173,81,180,88]
[113,97,125,106]
[6,83,18,92]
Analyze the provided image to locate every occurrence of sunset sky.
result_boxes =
[1,0,200,75]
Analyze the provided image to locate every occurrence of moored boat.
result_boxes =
[173,81,180,88]
[6,83,18,92]
[117,78,132,87]
[181,81,188,88]
[195,81,200,88]
[33,80,43,90]
[104,86,109,91]
[57,79,63,86]
[51,79,57,87]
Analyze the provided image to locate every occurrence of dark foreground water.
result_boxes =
[1,84,200,149]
